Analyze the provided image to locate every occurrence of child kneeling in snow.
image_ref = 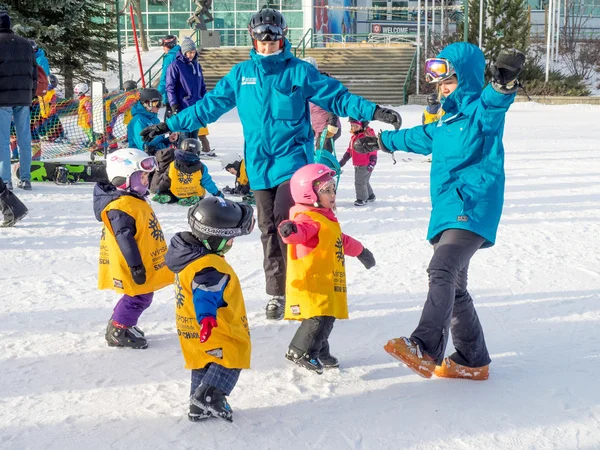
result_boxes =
[152,138,223,206]
[166,197,254,422]
[279,164,376,374]
[95,148,174,349]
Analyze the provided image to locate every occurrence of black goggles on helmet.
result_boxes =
[250,24,285,42]
[142,98,162,109]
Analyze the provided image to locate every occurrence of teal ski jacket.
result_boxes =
[158,45,181,104]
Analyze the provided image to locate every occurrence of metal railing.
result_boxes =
[367,33,417,45]
[294,28,313,58]
[402,49,418,105]
[312,33,372,48]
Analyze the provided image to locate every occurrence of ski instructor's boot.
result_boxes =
[434,357,489,381]
[105,320,148,349]
[384,337,436,378]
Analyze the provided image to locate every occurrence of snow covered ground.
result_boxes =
[2,104,600,449]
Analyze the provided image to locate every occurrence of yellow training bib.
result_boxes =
[237,159,249,187]
[423,109,445,125]
[175,253,251,370]
[285,210,348,320]
[168,162,205,198]
[98,195,174,295]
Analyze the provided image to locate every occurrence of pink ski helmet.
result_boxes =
[290,163,336,204]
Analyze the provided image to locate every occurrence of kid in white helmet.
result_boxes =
[221,153,251,199]
[94,147,173,350]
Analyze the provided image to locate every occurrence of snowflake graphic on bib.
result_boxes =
[148,213,164,242]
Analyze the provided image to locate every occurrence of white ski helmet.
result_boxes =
[106,148,157,189]
[74,83,89,96]
[221,152,242,170]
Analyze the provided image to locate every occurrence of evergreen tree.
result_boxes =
[0,1,117,97]
[483,0,529,65]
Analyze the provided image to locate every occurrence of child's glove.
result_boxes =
[339,152,351,168]
[171,104,180,114]
[222,186,234,195]
[199,316,218,343]
[357,247,376,269]
[326,125,339,138]
[141,122,171,142]
[355,132,391,155]
[214,190,224,198]
[490,49,526,94]
[367,164,375,172]
[130,264,147,285]
[279,221,298,238]
[373,106,402,130]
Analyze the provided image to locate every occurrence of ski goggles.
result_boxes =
[159,36,177,47]
[314,176,336,196]
[142,99,162,109]
[250,23,285,41]
[424,58,456,83]
[138,156,158,172]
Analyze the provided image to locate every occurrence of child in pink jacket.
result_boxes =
[339,118,377,206]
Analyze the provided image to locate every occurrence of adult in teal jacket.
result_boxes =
[157,35,180,106]
[128,89,170,153]
[141,8,401,321]
[355,43,525,379]
[31,41,50,76]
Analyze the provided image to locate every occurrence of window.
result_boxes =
[170,13,192,30]
[285,11,303,28]
[213,0,236,11]
[372,1,387,21]
[171,0,192,12]
[391,1,408,21]
[147,13,169,28]
[213,11,235,28]
[282,0,302,10]
[148,0,168,12]
[236,11,254,29]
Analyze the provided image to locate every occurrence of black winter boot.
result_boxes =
[105,320,148,349]
[265,296,285,320]
[188,403,213,422]
[0,180,28,227]
[191,384,233,422]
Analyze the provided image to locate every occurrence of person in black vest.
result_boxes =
[0,11,37,191]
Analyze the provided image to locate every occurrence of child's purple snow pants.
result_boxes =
[112,293,154,326]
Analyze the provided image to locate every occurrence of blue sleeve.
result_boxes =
[157,55,167,99]
[166,63,178,107]
[304,67,377,123]
[199,65,207,99]
[200,164,219,195]
[131,116,168,151]
[166,68,237,132]
[475,84,516,135]
[191,267,229,323]
[381,123,436,156]
[106,209,142,267]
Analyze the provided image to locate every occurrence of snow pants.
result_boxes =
[354,166,374,202]
[190,364,241,396]
[112,293,154,327]
[289,316,336,360]
[411,229,491,368]
[253,180,294,297]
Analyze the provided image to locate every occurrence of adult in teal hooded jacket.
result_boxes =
[355,43,525,378]
[140,8,402,321]
[158,44,181,105]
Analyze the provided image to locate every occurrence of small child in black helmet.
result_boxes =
[151,138,223,206]
[127,88,178,153]
[422,92,444,125]
[165,197,255,423]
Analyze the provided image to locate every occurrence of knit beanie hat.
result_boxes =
[0,11,11,30]
[180,37,196,54]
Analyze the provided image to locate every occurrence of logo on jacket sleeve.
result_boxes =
[241,77,256,85]
[205,348,223,359]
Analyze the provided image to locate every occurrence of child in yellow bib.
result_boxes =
[278,163,376,374]
[152,138,223,206]
[166,197,255,422]
[94,148,174,350]
[422,92,445,125]
[220,153,254,204]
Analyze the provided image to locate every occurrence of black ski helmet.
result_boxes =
[159,34,178,49]
[48,74,58,88]
[123,80,137,91]
[139,88,162,110]
[180,138,201,155]
[427,92,439,106]
[248,8,287,42]
[188,197,255,253]
[29,39,38,52]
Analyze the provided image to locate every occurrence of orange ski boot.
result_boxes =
[384,337,436,378]
[434,357,489,380]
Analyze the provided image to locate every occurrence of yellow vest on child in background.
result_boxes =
[168,162,205,198]
[98,195,173,295]
[237,159,249,187]
[78,96,92,129]
[175,253,251,370]
[285,210,348,320]
[39,89,56,119]
[423,108,445,125]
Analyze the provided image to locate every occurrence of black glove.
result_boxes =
[222,186,234,195]
[357,247,376,270]
[490,49,526,94]
[279,221,298,238]
[354,131,392,155]
[373,106,402,130]
[130,264,147,285]
[214,190,224,198]
[171,103,180,114]
[140,122,171,143]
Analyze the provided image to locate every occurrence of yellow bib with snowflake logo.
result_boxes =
[98,195,174,295]
[168,162,205,198]
[423,109,444,125]
[285,210,348,320]
[175,253,251,370]
[237,159,249,187]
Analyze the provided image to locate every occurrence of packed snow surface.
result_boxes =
[1,103,600,449]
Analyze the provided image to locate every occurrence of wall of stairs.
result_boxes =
[197,45,416,106]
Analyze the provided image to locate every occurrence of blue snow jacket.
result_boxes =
[158,45,180,104]
[166,51,206,111]
[35,48,50,76]
[381,43,515,247]
[127,101,170,152]
[166,40,377,190]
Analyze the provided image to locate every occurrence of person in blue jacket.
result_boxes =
[128,88,176,153]
[355,43,526,381]
[157,35,180,112]
[31,40,50,76]
[141,7,402,321]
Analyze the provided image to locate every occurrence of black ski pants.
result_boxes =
[289,316,336,359]
[411,229,491,368]
[253,180,294,296]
